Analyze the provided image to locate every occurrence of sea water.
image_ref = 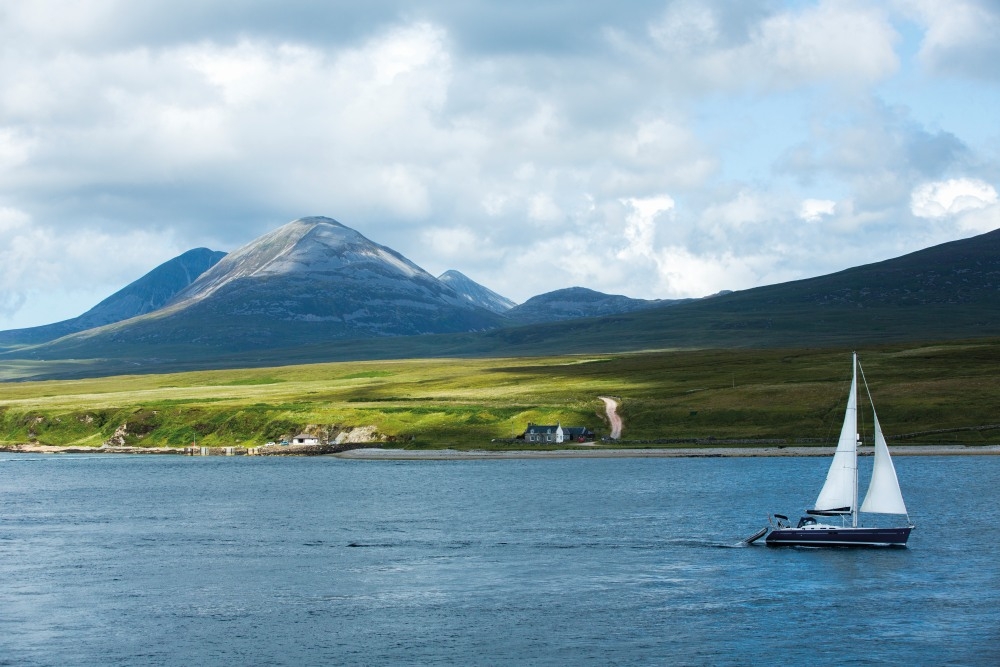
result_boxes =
[1,454,997,666]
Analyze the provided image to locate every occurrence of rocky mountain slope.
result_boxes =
[438,270,516,313]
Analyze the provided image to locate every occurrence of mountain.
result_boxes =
[5,224,1000,381]
[162,217,503,334]
[14,217,504,356]
[0,247,225,347]
[504,287,681,325]
[438,270,516,313]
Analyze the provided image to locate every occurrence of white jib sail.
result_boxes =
[860,413,908,515]
[813,358,858,513]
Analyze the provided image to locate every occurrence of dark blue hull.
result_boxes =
[765,525,912,547]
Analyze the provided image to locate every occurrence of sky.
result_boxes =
[2,0,999,329]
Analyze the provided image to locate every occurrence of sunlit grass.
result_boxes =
[3,341,1000,448]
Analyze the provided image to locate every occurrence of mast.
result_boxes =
[852,352,859,528]
[811,351,859,518]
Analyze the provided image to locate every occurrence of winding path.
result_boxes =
[599,396,622,440]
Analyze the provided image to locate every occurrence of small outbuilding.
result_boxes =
[291,433,320,445]
[561,426,596,442]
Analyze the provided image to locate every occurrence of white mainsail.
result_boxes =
[812,355,858,514]
[859,413,908,515]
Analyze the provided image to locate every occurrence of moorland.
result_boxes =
[3,341,999,451]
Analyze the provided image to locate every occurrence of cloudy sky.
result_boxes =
[2,0,999,329]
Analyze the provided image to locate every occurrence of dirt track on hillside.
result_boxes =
[599,396,622,439]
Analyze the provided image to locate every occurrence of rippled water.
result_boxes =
[1,454,997,665]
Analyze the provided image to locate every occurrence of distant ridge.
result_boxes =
[477,226,1000,352]
[0,247,225,347]
[505,287,681,325]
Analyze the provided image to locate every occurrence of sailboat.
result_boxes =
[763,352,914,547]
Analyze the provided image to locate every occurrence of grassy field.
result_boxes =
[3,340,1000,449]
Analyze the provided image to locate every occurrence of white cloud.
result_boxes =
[0,218,183,323]
[800,199,836,222]
[652,246,766,298]
[0,20,456,219]
[610,118,715,189]
[0,129,35,172]
[0,206,30,234]
[701,190,768,232]
[376,164,432,220]
[618,196,675,261]
[648,2,719,55]
[0,0,119,48]
[419,226,481,262]
[953,203,1000,234]
[528,193,564,224]
[902,0,1000,80]
[610,193,800,299]
[910,178,998,219]
[646,0,899,92]
[1,2,999,329]
[747,1,899,88]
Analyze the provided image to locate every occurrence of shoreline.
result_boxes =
[3,444,998,459]
[334,445,1000,459]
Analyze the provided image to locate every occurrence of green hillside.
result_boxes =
[4,341,1000,450]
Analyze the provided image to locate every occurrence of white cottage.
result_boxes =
[523,423,565,443]
[291,433,320,445]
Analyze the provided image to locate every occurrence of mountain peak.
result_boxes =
[438,270,517,313]
[169,216,428,306]
[296,215,343,227]
[125,215,506,340]
[274,216,354,248]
